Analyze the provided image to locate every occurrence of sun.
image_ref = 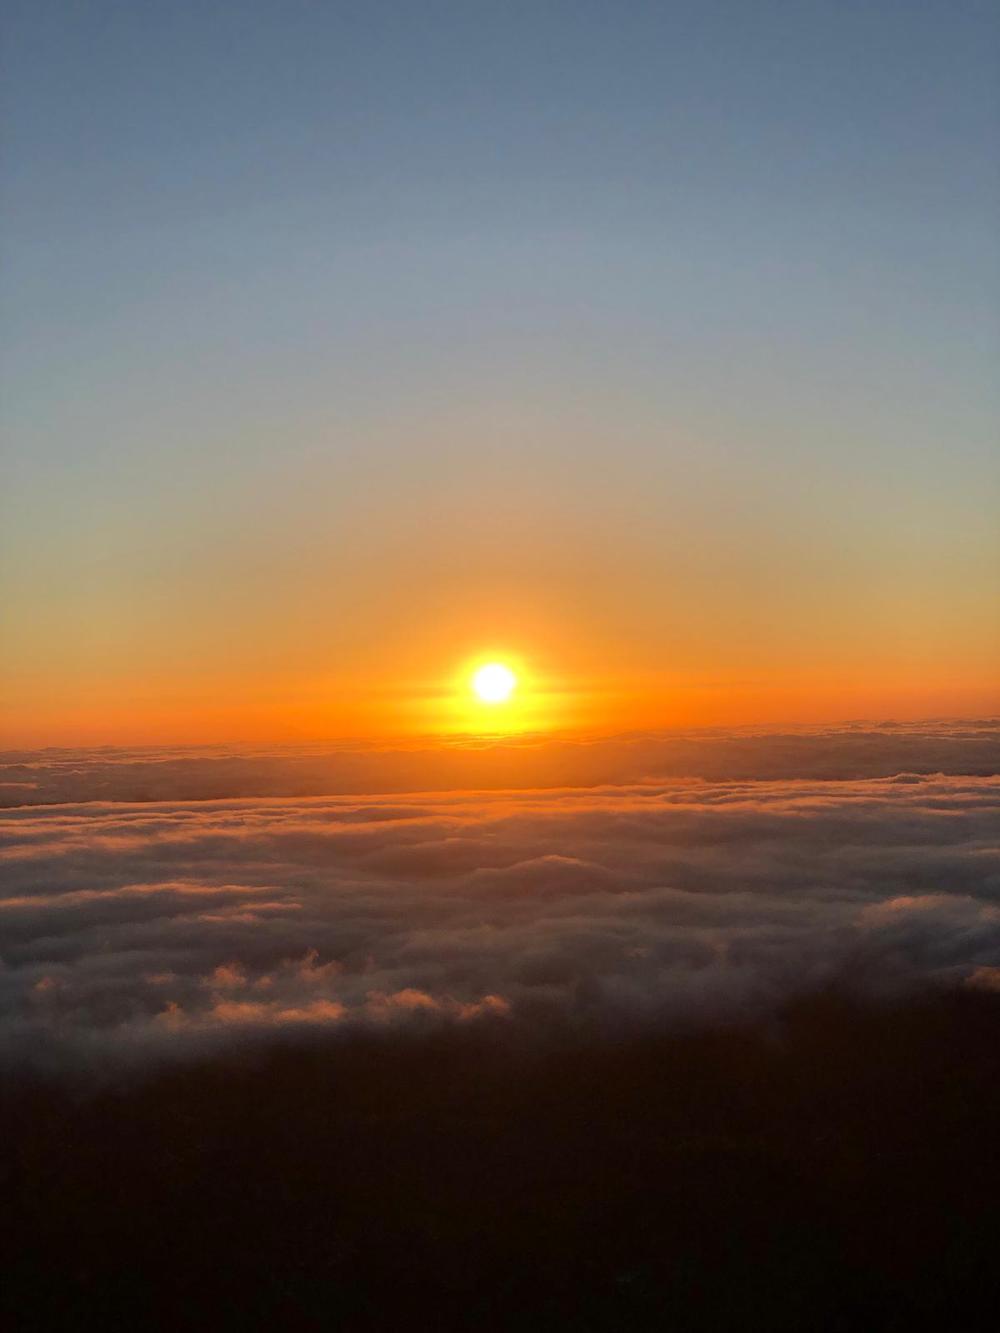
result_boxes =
[471,662,517,704]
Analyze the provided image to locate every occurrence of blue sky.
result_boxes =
[2,0,998,741]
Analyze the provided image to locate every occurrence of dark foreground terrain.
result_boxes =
[4,988,1000,1332]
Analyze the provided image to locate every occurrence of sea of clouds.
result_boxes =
[1,721,999,1071]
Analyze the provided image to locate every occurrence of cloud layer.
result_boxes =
[2,747,999,1069]
[3,717,999,806]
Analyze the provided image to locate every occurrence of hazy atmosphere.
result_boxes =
[3,0,998,743]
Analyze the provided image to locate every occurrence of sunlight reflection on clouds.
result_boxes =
[1,751,998,1069]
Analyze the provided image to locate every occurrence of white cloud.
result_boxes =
[1,752,998,1069]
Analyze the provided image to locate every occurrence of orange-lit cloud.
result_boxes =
[3,728,999,1068]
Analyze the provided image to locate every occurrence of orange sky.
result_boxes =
[3,4,998,749]
[4,640,997,750]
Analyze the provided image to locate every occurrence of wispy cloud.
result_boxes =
[2,746,998,1069]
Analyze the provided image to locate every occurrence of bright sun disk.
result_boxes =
[472,662,517,704]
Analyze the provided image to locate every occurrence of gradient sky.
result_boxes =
[2,0,998,744]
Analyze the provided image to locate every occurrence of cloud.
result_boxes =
[2,718,998,807]
[1,749,999,1070]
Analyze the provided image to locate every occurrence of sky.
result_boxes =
[2,0,998,745]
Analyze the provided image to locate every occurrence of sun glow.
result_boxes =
[471,662,517,704]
